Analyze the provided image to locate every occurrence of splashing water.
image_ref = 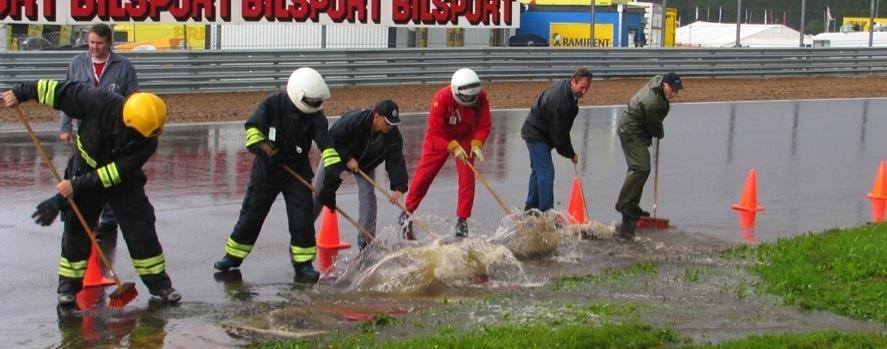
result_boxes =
[489,209,615,259]
[330,238,528,295]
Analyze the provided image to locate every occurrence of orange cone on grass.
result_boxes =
[732,169,765,212]
[82,244,114,287]
[566,177,588,224]
[316,207,350,249]
[867,161,887,222]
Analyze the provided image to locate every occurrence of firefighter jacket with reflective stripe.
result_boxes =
[243,91,338,170]
[521,79,580,159]
[326,108,409,193]
[13,80,157,194]
[617,75,670,146]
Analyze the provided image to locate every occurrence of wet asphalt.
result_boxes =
[0,98,884,347]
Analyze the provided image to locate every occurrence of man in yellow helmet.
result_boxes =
[3,81,180,307]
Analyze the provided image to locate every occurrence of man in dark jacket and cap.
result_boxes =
[312,100,409,250]
[521,67,593,212]
[615,72,683,239]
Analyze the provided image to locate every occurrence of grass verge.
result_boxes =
[751,223,886,323]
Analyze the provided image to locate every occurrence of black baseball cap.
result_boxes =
[662,72,683,91]
[374,100,401,125]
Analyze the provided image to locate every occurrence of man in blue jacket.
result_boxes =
[521,68,593,213]
[312,100,409,250]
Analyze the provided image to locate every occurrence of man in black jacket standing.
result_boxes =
[312,100,409,250]
[521,68,593,212]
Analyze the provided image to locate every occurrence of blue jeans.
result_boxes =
[524,141,555,211]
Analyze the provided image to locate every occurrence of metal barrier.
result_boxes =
[2,47,886,94]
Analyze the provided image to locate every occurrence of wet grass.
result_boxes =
[251,322,687,348]
[750,223,886,323]
[553,261,658,290]
[703,330,887,348]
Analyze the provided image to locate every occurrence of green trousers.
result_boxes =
[616,136,651,215]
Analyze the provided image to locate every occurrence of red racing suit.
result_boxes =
[404,86,492,219]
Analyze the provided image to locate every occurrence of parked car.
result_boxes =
[18,37,54,50]
[509,33,549,47]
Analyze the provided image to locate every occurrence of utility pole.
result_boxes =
[662,0,668,48]
[800,0,806,47]
[735,0,742,47]
[590,0,596,47]
[871,0,877,47]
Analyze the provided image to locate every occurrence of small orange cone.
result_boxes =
[736,210,757,229]
[732,169,765,212]
[316,207,351,249]
[82,244,114,287]
[566,177,588,224]
[316,247,341,274]
[866,161,886,222]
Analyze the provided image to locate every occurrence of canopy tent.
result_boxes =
[676,21,812,48]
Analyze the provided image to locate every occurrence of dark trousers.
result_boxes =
[225,159,316,264]
[616,136,651,216]
[58,172,171,295]
[524,141,555,211]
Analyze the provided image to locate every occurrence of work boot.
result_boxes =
[455,219,468,238]
[213,255,242,272]
[57,293,76,306]
[398,211,415,240]
[633,207,651,218]
[618,214,637,241]
[150,287,182,304]
[293,262,320,283]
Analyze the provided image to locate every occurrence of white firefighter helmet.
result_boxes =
[286,67,330,114]
[450,68,481,106]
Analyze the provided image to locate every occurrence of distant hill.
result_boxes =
[665,0,884,34]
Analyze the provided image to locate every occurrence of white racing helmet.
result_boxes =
[450,68,481,106]
[287,67,330,114]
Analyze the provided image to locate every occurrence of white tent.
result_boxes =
[677,21,812,48]
[811,31,887,47]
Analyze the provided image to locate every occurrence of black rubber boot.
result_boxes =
[57,293,76,306]
[398,211,415,240]
[213,255,242,272]
[293,262,320,283]
[633,207,651,217]
[618,214,637,241]
[150,287,182,304]
[455,219,468,238]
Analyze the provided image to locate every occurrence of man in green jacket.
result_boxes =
[615,72,683,239]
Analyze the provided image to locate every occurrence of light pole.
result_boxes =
[661,0,668,48]
[871,0,876,47]
[590,0,596,47]
[799,0,806,47]
[735,0,742,47]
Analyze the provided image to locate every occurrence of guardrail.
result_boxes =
[2,47,886,94]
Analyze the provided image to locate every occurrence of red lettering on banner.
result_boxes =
[325,0,367,23]
[370,0,379,23]
[124,0,148,20]
[70,0,96,20]
[431,0,448,24]
[0,0,40,21]
[241,0,261,20]
[308,0,329,22]
[463,0,482,25]
[448,0,467,25]
[42,0,56,21]
[391,0,409,24]
[219,0,230,20]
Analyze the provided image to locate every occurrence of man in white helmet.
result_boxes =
[213,67,342,283]
[400,68,492,238]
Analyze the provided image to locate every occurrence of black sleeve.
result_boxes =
[384,129,409,193]
[548,95,577,158]
[643,102,665,139]
[14,80,113,121]
[244,95,274,151]
[72,139,158,194]
[329,114,355,164]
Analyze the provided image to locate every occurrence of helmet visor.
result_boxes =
[455,82,480,104]
[302,96,324,109]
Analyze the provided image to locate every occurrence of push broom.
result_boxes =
[14,106,138,308]
[637,138,670,229]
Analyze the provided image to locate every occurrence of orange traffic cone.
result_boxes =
[867,161,887,222]
[316,247,341,274]
[732,169,765,212]
[566,177,588,224]
[82,244,114,287]
[316,207,351,249]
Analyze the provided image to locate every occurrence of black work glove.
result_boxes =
[32,195,62,226]
[318,188,336,209]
